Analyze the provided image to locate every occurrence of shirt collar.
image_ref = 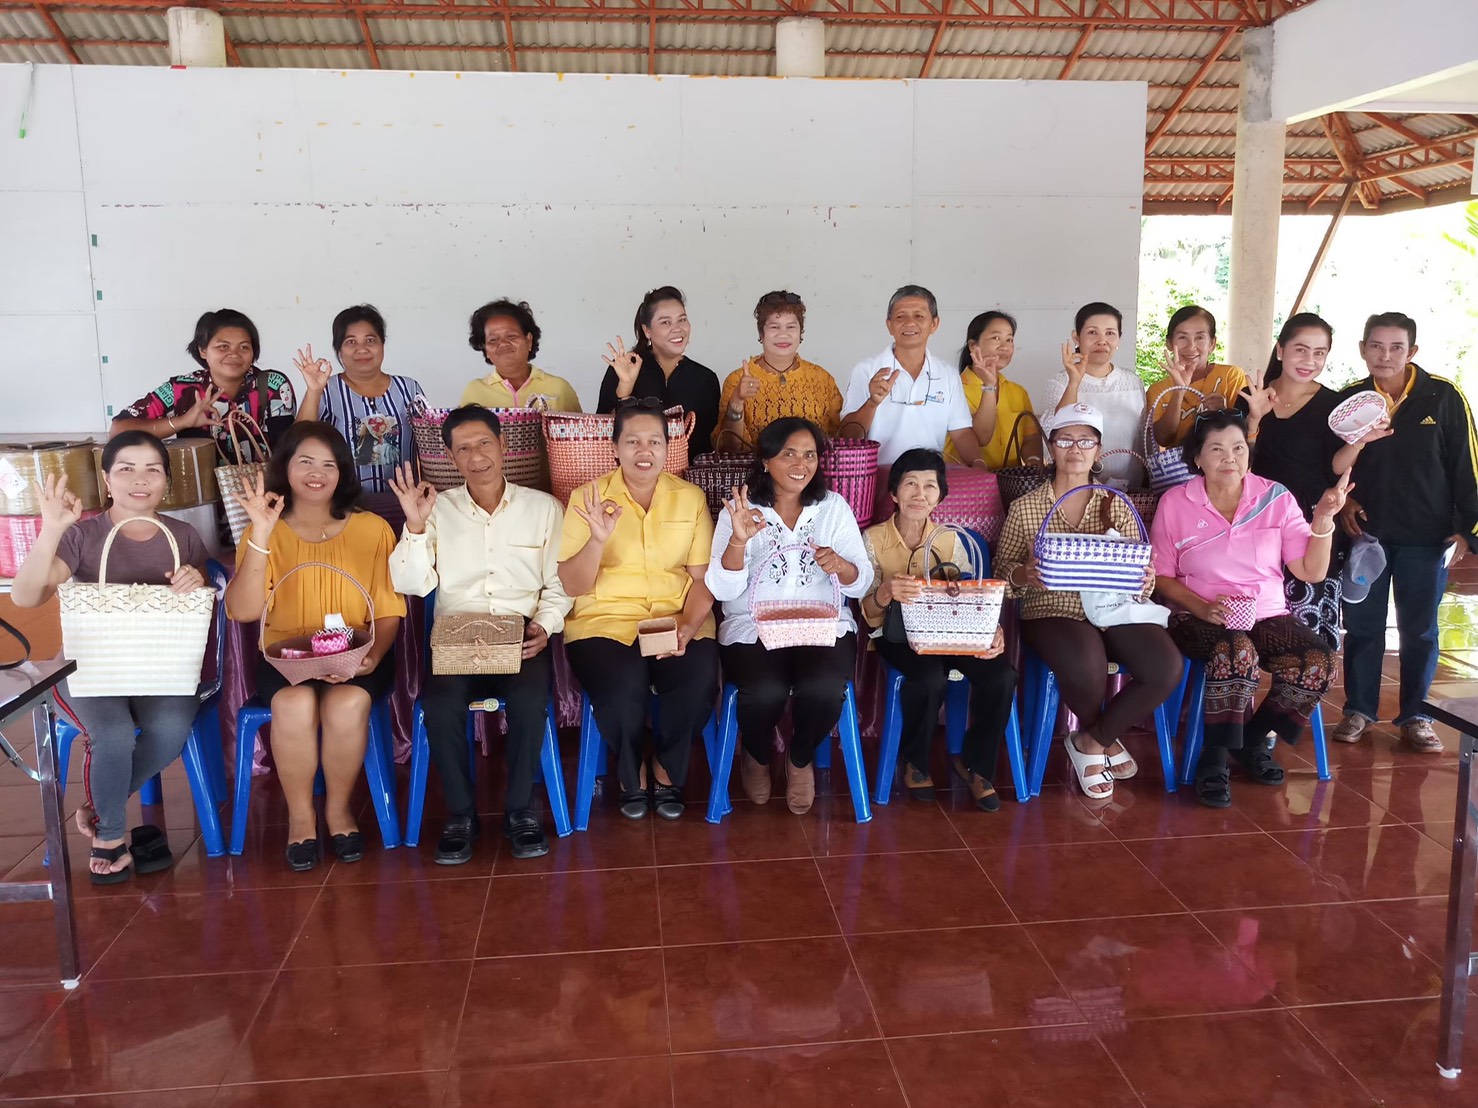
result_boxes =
[482,365,542,389]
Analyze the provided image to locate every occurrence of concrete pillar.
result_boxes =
[1227,26,1287,377]
[166,8,228,68]
[775,18,825,78]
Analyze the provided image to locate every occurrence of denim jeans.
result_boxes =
[1341,542,1448,725]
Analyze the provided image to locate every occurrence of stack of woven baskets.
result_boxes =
[0,441,104,578]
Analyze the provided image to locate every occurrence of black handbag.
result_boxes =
[0,616,30,670]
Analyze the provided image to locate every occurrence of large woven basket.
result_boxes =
[750,542,842,649]
[686,452,754,518]
[900,525,1006,657]
[430,612,524,675]
[92,438,219,512]
[1144,383,1204,494]
[260,562,376,685]
[1034,484,1152,593]
[0,509,103,577]
[1,442,102,515]
[544,407,694,505]
[215,409,269,545]
[409,401,462,490]
[823,434,880,525]
[931,466,1005,545]
[995,412,1049,507]
[1099,449,1160,530]
[57,517,214,697]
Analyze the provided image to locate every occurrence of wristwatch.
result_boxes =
[726,406,745,422]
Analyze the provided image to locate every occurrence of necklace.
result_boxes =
[760,356,795,386]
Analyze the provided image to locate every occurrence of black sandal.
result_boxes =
[1233,746,1286,786]
[89,842,133,885]
[129,824,174,875]
[285,838,320,872]
[330,831,364,864]
[1195,764,1232,809]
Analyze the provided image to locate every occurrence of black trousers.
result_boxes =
[719,634,857,769]
[422,648,552,817]
[566,636,719,792]
[873,636,1018,782]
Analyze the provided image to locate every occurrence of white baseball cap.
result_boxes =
[1045,403,1105,436]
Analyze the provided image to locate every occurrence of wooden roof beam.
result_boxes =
[33,3,79,63]
[356,11,380,69]
[1144,25,1236,151]
[918,0,949,79]
[1320,112,1378,208]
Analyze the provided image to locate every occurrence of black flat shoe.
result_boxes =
[1194,764,1232,809]
[619,787,651,821]
[435,815,480,866]
[652,784,684,821]
[504,809,549,860]
[129,824,174,875]
[330,830,364,864]
[89,842,133,886]
[285,838,320,873]
[1233,745,1286,786]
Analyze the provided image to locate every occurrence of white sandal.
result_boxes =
[1104,742,1138,781]
[1063,733,1114,799]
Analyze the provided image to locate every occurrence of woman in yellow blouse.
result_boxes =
[993,404,1180,800]
[945,310,1039,469]
[1147,305,1248,447]
[225,422,405,871]
[558,398,719,822]
[715,290,843,452]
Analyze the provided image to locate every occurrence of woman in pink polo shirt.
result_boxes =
[1150,409,1351,809]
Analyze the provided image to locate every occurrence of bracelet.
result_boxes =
[1310,523,1335,539]
[246,538,271,556]
[726,408,745,422]
[166,416,177,433]
[981,386,998,393]
[727,537,747,548]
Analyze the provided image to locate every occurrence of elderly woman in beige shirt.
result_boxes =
[389,406,573,866]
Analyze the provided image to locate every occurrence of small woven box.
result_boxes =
[637,617,680,657]
[430,613,524,675]
[311,628,352,656]
[1220,595,1258,631]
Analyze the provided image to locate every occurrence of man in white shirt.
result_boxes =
[840,285,982,466]
[389,406,573,863]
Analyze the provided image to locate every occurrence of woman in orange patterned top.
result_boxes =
[715,290,843,452]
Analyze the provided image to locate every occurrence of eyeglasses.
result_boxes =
[616,397,664,411]
[885,366,943,406]
[1050,437,1101,451]
[1193,408,1246,427]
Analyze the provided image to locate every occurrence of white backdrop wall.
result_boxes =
[0,64,1146,436]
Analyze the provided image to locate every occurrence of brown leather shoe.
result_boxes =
[740,751,772,804]
[785,759,815,815]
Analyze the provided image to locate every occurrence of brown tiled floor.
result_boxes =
[4,585,1478,1105]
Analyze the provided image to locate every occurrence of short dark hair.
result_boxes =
[265,421,362,519]
[332,304,387,354]
[187,308,259,369]
[1074,301,1123,334]
[611,397,669,443]
[888,285,938,319]
[1362,311,1417,345]
[754,290,806,339]
[958,311,1017,374]
[100,430,171,479]
[1167,304,1216,343]
[1181,408,1249,471]
[634,286,685,357]
[887,448,949,501]
[747,417,831,508]
[468,299,541,363]
[1265,312,1332,385]
[440,405,502,450]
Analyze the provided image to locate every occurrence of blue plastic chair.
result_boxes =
[50,560,231,858]
[574,691,718,832]
[1174,658,1331,784]
[1020,650,1179,796]
[872,666,1029,804]
[705,680,871,825]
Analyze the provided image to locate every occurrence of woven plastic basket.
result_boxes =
[1220,594,1258,631]
[215,409,270,545]
[1327,390,1387,445]
[750,542,842,650]
[1099,449,1160,529]
[931,466,1006,544]
[409,398,463,491]
[686,452,754,519]
[996,412,1049,507]
[1143,383,1205,494]
[1034,484,1152,593]
[543,407,694,505]
[823,435,880,525]
[899,524,1006,656]
[1,442,102,515]
[0,509,103,577]
[430,612,524,675]
[260,562,376,684]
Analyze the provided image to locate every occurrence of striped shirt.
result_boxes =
[315,374,427,493]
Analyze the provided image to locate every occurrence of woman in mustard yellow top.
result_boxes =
[225,422,405,871]
[1147,305,1248,448]
[715,290,843,452]
[558,398,719,821]
[945,310,1040,469]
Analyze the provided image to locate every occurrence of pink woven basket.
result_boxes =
[931,466,1006,544]
[823,435,880,525]
[686,452,753,519]
[0,509,103,577]
[1220,594,1258,631]
[544,407,694,505]
[261,562,376,685]
[410,400,549,492]
[749,542,842,650]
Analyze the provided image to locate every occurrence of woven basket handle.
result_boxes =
[1143,383,1208,454]
[919,521,989,590]
[1099,448,1152,490]
[259,560,377,656]
[745,540,843,616]
[97,515,181,589]
[224,407,271,463]
[1004,410,1046,467]
[1036,483,1148,544]
[411,393,433,418]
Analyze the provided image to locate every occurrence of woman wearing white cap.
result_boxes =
[994,403,1182,800]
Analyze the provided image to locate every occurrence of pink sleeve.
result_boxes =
[1278,491,1314,566]
[1150,493,1179,579]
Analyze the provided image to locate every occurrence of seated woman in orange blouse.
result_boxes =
[225,421,405,872]
[715,290,843,452]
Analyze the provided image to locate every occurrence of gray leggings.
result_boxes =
[66,692,198,840]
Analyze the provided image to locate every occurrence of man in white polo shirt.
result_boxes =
[840,285,982,466]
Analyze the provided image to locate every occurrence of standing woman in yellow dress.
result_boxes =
[1147,305,1248,448]
[945,310,1039,469]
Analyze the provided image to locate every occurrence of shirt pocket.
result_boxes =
[499,542,546,593]
[656,521,699,570]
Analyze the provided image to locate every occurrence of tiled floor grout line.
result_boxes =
[439,845,500,1103]
[1282,1003,1389,1105]
[651,861,679,1108]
